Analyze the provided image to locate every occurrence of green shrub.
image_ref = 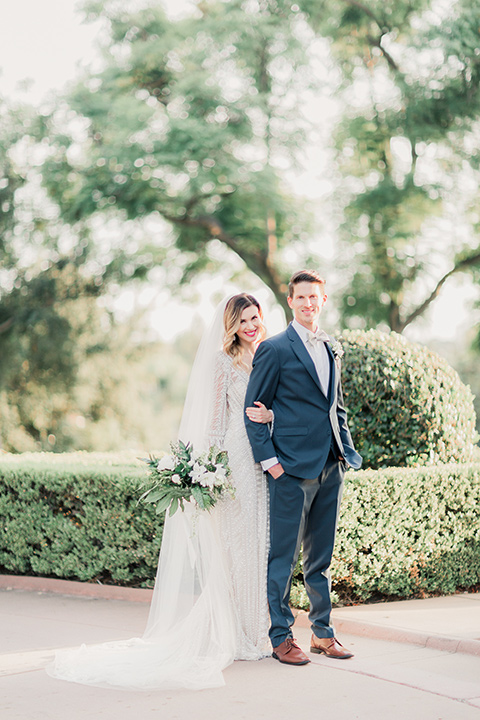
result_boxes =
[341,329,478,469]
[0,452,161,586]
[292,463,480,606]
[1,453,479,605]
[331,462,480,602]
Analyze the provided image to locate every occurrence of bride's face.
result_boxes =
[236,304,262,348]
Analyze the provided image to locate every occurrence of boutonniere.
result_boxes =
[329,339,344,359]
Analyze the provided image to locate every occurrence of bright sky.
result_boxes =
[0,1,99,103]
[0,0,476,344]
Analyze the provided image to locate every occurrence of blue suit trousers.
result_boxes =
[267,452,345,647]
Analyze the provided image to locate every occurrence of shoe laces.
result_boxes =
[285,637,299,652]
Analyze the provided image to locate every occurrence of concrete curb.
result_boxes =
[294,609,480,657]
[0,575,153,602]
[2,575,479,658]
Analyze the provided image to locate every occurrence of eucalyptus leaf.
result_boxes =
[191,484,206,509]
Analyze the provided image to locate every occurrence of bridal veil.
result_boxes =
[47,297,239,690]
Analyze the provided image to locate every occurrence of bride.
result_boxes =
[47,293,272,690]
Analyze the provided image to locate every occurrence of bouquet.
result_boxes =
[140,440,234,517]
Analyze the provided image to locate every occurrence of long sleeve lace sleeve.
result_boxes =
[207,352,229,449]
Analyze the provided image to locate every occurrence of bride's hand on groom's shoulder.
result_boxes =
[245,401,273,424]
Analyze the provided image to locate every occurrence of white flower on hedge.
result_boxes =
[157,454,176,471]
[171,473,182,484]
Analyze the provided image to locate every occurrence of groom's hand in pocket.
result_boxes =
[268,463,285,479]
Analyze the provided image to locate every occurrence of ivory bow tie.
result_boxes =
[307,329,329,346]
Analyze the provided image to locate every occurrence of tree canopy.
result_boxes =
[40,0,320,314]
[1,0,480,451]
[305,0,480,332]
[36,0,480,331]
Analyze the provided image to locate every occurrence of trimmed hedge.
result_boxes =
[341,329,478,469]
[332,462,480,601]
[290,462,480,607]
[0,452,161,587]
[1,453,479,605]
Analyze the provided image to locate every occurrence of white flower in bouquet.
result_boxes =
[214,464,227,485]
[190,462,206,483]
[157,454,176,471]
[199,471,217,489]
[140,441,234,517]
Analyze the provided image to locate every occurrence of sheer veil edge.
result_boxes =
[47,296,238,690]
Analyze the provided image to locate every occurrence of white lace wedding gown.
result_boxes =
[47,351,270,690]
[209,352,270,660]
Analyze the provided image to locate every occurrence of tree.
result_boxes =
[299,0,480,333]
[0,251,197,453]
[40,0,480,332]
[0,98,191,452]
[40,0,319,315]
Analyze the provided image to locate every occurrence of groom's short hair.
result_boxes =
[288,270,326,298]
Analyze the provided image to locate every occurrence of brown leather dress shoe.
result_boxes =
[272,637,311,665]
[310,635,354,659]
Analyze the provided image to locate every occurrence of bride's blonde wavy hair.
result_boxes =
[223,294,266,366]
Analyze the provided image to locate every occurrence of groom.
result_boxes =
[244,270,362,665]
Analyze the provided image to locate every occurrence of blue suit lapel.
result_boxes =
[286,323,330,406]
[326,342,337,406]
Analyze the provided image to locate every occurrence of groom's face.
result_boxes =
[288,281,327,330]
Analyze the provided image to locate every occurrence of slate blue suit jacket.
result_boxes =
[244,323,362,478]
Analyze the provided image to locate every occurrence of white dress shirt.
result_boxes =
[260,320,331,472]
[292,319,330,396]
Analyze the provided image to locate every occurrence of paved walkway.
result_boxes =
[1,578,480,719]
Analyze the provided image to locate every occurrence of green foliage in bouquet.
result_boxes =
[140,441,233,516]
[340,329,478,469]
